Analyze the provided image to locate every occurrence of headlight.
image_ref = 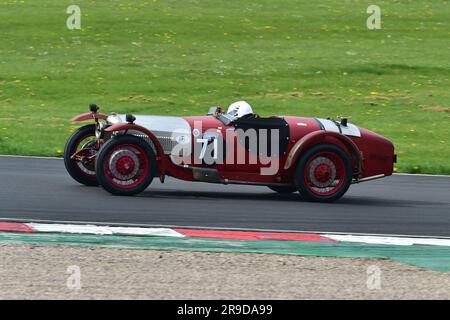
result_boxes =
[107,113,122,125]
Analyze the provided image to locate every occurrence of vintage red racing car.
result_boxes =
[64,102,396,202]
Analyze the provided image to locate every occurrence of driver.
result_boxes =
[227,101,254,120]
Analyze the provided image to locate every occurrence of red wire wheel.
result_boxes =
[64,124,99,186]
[105,144,149,189]
[96,135,157,195]
[295,143,353,202]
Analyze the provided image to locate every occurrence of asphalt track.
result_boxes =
[0,156,449,237]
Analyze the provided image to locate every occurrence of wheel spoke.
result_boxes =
[105,144,149,189]
[304,151,346,196]
[73,135,97,176]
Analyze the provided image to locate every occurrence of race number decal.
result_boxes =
[197,138,218,160]
[195,132,223,165]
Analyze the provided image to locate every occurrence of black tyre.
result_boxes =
[64,124,99,186]
[294,143,353,202]
[95,135,157,196]
[268,186,298,194]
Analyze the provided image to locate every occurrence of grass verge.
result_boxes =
[0,0,449,173]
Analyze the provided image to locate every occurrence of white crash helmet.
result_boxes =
[227,101,253,119]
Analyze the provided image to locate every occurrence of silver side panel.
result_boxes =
[119,115,191,154]
[316,118,361,137]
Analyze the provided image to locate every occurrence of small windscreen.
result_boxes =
[216,113,234,126]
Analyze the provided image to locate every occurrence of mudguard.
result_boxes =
[104,123,166,180]
[284,130,363,175]
[71,112,108,122]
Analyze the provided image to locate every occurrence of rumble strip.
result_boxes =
[1,221,450,246]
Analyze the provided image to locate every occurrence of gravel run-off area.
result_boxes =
[0,243,449,299]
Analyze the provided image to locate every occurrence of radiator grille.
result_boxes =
[130,130,177,154]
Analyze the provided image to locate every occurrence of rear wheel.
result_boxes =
[95,135,157,196]
[268,186,298,194]
[295,143,352,202]
[64,124,99,186]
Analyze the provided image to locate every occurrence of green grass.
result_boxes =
[0,0,449,174]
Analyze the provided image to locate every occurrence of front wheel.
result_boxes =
[295,143,353,202]
[64,124,99,186]
[95,135,157,196]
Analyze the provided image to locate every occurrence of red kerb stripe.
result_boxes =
[0,222,35,233]
[174,228,335,242]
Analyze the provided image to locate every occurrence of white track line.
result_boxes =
[27,223,184,237]
[0,155,62,160]
[394,173,450,178]
[325,234,450,247]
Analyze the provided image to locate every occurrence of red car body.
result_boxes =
[65,105,396,202]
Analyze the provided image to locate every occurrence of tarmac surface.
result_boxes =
[0,156,449,237]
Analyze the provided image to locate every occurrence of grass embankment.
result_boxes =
[0,0,449,173]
